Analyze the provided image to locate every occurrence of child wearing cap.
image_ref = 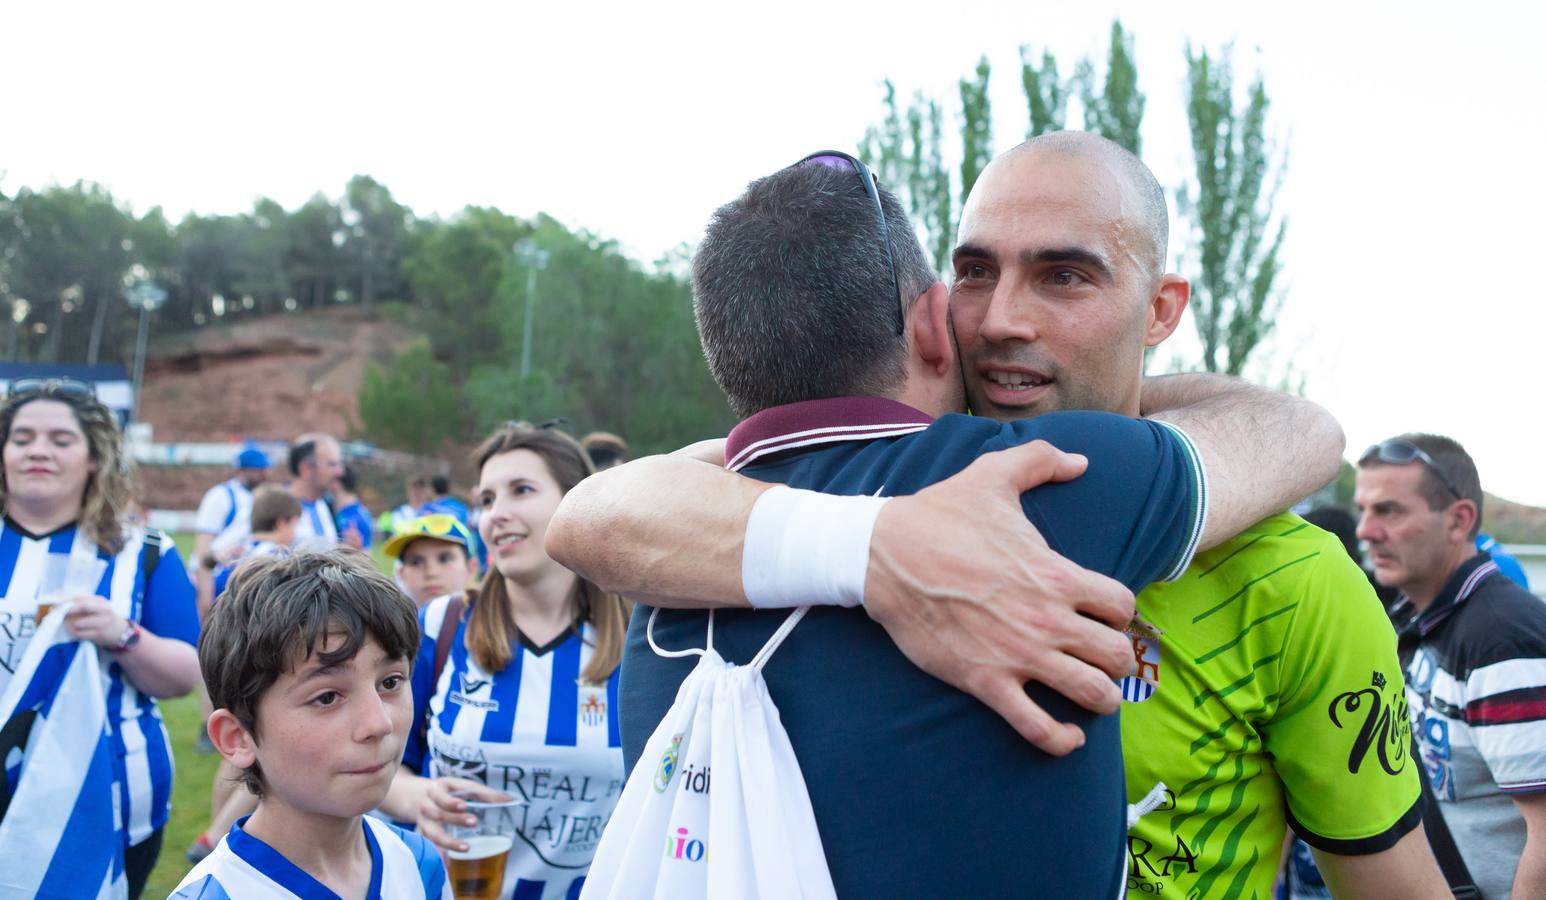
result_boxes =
[172,549,451,900]
[383,514,480,609]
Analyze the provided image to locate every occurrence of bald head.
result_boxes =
[950,130,1191,421]
[990,131,1169,279]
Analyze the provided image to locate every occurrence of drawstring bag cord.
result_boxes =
[1127,781,1169,830]
[645,605,809,670]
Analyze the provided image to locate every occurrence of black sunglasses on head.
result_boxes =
[1359,439,1464,501]
[4,377,98,402]
[794,150,906,335]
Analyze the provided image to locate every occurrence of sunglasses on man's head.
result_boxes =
[4,377,98,402]
[794,150,906,336]
[1359,439,1464,501]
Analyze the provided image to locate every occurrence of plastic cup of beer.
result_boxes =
[36,553,104,629]
[446,797,521,900]
[35,597,64,622]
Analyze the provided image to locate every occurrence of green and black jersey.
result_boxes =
[1120,513,1422,899]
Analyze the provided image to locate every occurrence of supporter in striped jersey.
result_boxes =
[191,443,270,617]
[1357,434,1546,899]
[382,423,630,900]
[210,486,301,601]
[287,433,347,550]
[176,549,449,900]
[0,378,201,899]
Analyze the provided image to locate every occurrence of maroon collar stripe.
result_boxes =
[723,397,936,472]
[727,423,930,472]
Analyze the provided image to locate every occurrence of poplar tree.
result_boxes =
[1079,20,1145,154]
[860,78,970,275]
[958,56,994,201]
[1020,45,1067,137]
[1179,43,1287,375]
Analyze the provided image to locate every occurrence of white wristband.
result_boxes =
[741,485,890,609]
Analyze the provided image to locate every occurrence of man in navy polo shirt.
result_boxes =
[551,151,1344,897]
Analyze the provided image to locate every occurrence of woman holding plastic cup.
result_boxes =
[383,422,630,900]
[0,379,200,898]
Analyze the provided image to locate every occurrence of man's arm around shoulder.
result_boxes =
[547,439,756,610]
[547,438,1137,756]
[1142,373,1344,550]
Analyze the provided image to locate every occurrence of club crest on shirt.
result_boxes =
[1121,621,1162,704]
[653,734,682,793]
[579,691,606,728]
[449,671,499,711]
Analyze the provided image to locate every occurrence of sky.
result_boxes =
[5,1,1544,506]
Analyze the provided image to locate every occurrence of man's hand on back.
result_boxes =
[863,441,1136,757]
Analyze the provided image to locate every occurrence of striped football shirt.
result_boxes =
[0,515,199,844]
[171,814,451,899]
[405,595,624,900]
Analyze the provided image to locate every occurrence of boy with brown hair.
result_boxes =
[187,485,310,859]
[173,549,451,899]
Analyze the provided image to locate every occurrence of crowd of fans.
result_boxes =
[0,132,1541,900]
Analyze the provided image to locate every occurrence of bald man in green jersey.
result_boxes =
[549,134,1449,899]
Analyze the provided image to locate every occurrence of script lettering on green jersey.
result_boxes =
[1328,668,1412,776]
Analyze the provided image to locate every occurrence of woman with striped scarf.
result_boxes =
[0,378,200,898]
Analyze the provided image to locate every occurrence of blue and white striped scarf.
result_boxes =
[0,605,127,899]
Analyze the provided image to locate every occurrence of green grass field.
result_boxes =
[144,533,396,896]
[145,693,222,896]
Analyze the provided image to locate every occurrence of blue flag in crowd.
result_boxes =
[0,607,127,899]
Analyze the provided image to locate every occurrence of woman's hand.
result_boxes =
[62,595,131,650]
[414,776,513,854]
[61,595,201,696]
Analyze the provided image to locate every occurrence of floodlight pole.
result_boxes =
[124,280,167,423]
[515,239,550,379]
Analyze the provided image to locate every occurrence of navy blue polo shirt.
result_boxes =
[619,397,1205,899]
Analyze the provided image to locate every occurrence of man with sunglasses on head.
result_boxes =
[1357,434,1546,899]
[549,141,1429,898]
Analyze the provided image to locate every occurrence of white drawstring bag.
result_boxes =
[581,607,837,900]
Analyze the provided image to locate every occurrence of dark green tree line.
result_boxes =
[0,175,733,455]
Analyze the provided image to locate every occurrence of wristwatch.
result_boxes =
[111,622,142,653]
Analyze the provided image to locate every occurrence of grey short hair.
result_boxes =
[693,161,936,418]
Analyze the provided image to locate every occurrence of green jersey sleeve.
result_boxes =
[1264,546,1423,852]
